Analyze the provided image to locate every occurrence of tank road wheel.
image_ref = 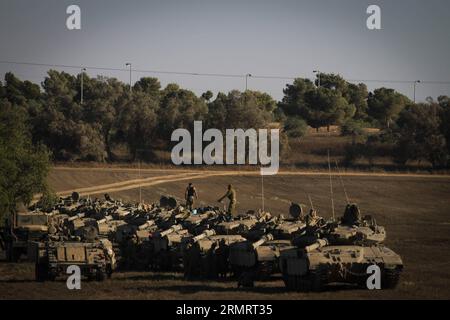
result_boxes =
[382,268,401,289]
[35,263,48,282]
[294,271,326,292]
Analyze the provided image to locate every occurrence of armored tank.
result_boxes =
[29,238,116,282]
[280,239,403,291]
[2,210,54,261]
[151,224,191,270]
[229,234,291,281]
[215,212,271,239]
[268,203,307,240]
[115,220,158,270]
[181,212,216,235]
[326,204,386,245]
[182,230,246,279]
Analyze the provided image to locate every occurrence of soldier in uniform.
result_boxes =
[185,183,198,211]
[218,184,237,216]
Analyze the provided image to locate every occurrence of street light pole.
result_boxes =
[80,68,86,104]
[413,80,421,103]
[126,63,132,93]
[313,70,321,87]
[245,73,252,91]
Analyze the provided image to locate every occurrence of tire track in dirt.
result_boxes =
[50,168,450,199]
[55,171,243,198]
[52,166,450,179]
[56,172,200,196]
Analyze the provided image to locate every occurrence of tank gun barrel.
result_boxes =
[67,213,85,222]
[97,215,113,224]
[252,234,274,249]
[304,239,328,253]
[159,224,183,237]
[138,220,155,230]
[192,229,216,242]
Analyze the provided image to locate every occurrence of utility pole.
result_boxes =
[80,67,86,104]
[126,63,132,93]
[313,70,321,87]
[413,80,421,103]
[245,73,252,91]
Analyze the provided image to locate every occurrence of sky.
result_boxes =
[1,0,449,101]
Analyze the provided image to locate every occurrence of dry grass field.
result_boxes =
[1,166,450,300]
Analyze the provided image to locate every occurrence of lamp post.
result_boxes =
[413,80,421,103]
[80,68,86,104]
[126,63,132,93]
[313,70,321,87]
[245,73,252,91]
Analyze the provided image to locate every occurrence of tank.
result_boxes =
[279,240,403,291]
[2,210,53,261]
[115,220,158,270]
[271,220,306,240]
[229,234,291,281]
[151,224,191,270]
[215,212,271,238]
[29,238,116,282]
[183,230,246,279]
[326,204,386,245]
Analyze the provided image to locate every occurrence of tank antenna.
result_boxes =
[327,150,335,221]
[335,159,350,204]
[307,193,314,211]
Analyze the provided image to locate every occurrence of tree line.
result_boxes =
[0,70,449,168]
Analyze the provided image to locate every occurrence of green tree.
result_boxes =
[207,90,275,131]
[133,77,161,98]
[0,80,5,98]
[115,91,160,159]
[81,75,126,159]
[201,90,213,102]
[394,103,447,167]
[304,87,355,131]
[346,83,368,120]
[35,70,107,161]
[278,78,315,118]
[280,77,355,131]
[284,117,308,138]
[437,96,450,157]
[0,99,50,221]
[368,88,410,128]
[316,73,348,92]
[158,84,208,140]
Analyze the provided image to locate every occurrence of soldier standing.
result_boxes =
[218,184,237,216]
[185,183,198,211]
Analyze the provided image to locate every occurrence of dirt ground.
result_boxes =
[2,167,450,300]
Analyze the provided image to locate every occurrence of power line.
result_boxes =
[0,60,244,78]
[1,60,450,85]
